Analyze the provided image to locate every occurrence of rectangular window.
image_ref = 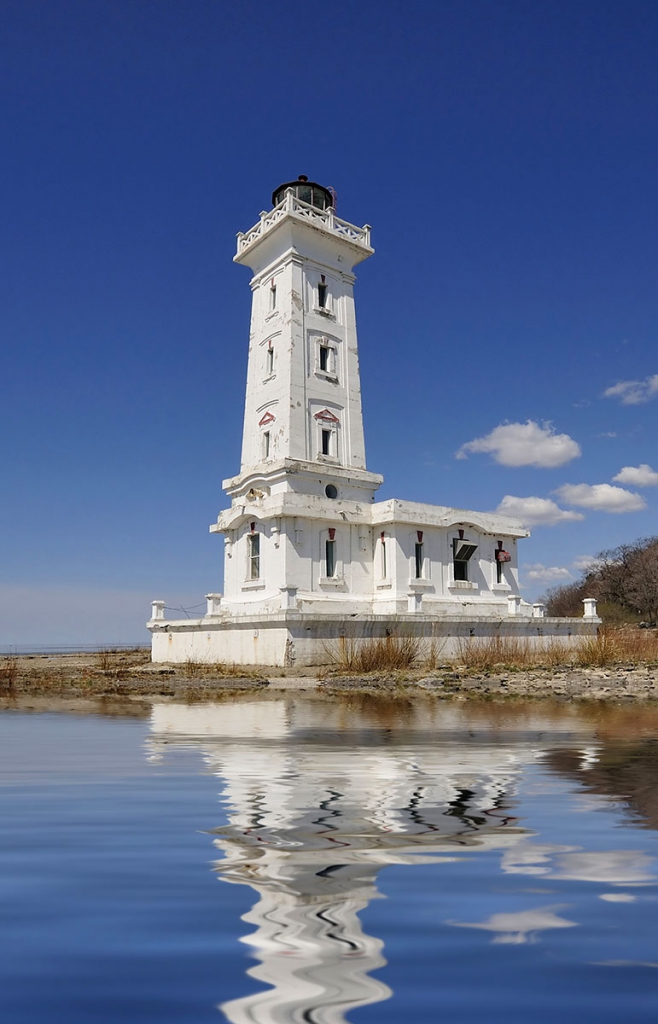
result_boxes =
[321,429,331,456]
[269,283,277,311]
[454,559,468,581]
[263,431,270,459]
[319,345,329,371]
[381,537,387,578]
[325,539,336,578]
[248,533,260,579]
[453,537,477,582]
[318,281,328,308]
[496,557,503,584]
[266,347,274,375]
[414,542,424,579]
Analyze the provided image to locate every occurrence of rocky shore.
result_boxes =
[1,649,658,707]
[319,665,658,701]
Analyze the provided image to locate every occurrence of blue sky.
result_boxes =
[2,0,657,646]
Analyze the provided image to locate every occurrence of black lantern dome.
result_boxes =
[272,175,334,211]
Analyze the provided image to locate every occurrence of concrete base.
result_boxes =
[149,612,600,667]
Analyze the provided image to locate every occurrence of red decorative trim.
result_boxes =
[380,531,385,541]
[458,529,464,540]
[250,522,256,533]
[328,528,336,541]
[417,531,423,544]
[314,408,340,423]
[259,411,275,426]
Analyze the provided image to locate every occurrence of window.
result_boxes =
[318,276,328,309]
[454,558,469,582]
[266,346,274,375]
[269,281,277,311]
[494,543,511,584]
[453,536,478,582]
[414,542,424,579]
[325,484,338,499]
[247,532,260,580]
[325,539,336,577]
[263,431,270,459]
[321,429,331,456]
[381,534,387,578]
[316,339,337,379]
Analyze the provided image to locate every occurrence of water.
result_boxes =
[2,697,658,1023]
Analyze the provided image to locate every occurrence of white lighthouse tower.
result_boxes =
[215,175,384,622]
[149,178,598,665]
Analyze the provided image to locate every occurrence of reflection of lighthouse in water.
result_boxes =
[148,700,558,1023]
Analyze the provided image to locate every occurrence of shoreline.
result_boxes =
[2,649,658,711]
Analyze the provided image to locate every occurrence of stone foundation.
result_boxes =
[149,611,599,667]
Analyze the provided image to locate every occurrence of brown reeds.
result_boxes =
[458,636,534,671]
[329,635,421,674]
[577,626,658,667]
[0,655,19,691]
[456,627,658,672]
[95,648,121,672]
[183,658,262,679]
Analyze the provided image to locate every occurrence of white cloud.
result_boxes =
[603,373,658,405]
[572,554,603,573]
[523,564,573,583]
[495,495,585,527]
[456,420,581,468]
[556,483,647,514]
[613,464,658,487]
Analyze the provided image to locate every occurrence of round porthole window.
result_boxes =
[325,484,338,499]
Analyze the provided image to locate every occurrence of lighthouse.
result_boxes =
[149,178,598,665]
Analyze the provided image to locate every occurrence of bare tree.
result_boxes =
[542,580,589,617]
[597,537,658,621]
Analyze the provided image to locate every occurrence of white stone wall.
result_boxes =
[151,613,598,667]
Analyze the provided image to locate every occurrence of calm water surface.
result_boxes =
[2,697,658,1023]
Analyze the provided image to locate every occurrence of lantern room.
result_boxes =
[271,174,334,211]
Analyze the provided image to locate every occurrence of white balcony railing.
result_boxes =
[236,190,372,256]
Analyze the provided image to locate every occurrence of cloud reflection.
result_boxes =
[502,844,655,885]
[449,905,577,944]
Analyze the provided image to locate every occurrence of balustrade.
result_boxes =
[236,191,371,255]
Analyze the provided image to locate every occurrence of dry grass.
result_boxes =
[182,658,262,679]
[458,636,535,671]
[458,635,577,671]
[0,655,19,691]
[424,637,447,671]
[328,635,422,674]
[577,627,658,667]
[456,627,658,672]
[95,648,123,672]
